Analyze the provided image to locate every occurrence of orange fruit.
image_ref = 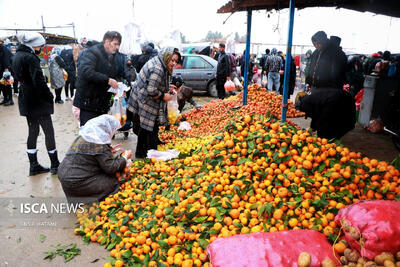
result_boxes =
[114,260,124,267]
[334,242,347,253]
[229,209,240,219]
[277,187,288,198]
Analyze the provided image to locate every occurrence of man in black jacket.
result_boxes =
[216,43,230,99]
[73,31,122,126]
[297,31,354,139]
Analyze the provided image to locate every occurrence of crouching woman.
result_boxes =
[58,115,132,202]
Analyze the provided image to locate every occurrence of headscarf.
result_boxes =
[49,47,61,62]
[79,115,121,144]
[160,47,175,75]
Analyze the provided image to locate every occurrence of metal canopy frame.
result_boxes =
[217,0,400,122]
[218,0,400,18]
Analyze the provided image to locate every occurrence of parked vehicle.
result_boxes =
[173,54,218,97]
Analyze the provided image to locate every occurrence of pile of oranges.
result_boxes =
[75,111,399,267]
[159,84,303,143]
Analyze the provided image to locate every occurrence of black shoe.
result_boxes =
[48,151,60,175]
[27,152,50,176]
[4,98,14,106]
[55,100,64,104]
[0,96,7,105]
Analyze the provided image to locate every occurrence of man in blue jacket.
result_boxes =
[73,31,122,126]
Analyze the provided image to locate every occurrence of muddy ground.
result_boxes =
[0,92,398,266]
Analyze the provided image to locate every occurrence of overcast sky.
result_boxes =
[1,0,399,54]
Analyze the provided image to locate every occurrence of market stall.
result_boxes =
[68,2,400,267]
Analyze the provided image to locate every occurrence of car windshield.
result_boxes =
[185,56,212,69]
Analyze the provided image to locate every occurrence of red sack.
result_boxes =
[335,200,400,259]
[207,230,338,267]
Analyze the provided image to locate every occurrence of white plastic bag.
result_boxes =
[178,121,191,131]
[109,98,126,127]
[108,82,130,98]
[167,91,180,124]
[224,79,236,92]
[147,149,180,161]
[261,74,268,87]
[233,77,243,89]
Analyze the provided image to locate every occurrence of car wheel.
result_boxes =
[208,80,218,98]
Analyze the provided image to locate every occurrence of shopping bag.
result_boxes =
[108,82,130,98]
[109,97,126,127]
[167,91,180,124]
[233,76,243,89]
[224,79,235,92]
[62,69,68,81]
[261,74,268,87]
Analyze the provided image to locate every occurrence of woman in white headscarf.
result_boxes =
[49,47,66,103]
[58,115,132,202]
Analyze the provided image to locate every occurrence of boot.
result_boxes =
[3,87,14,106]
[27,152,50,176]
[0,91,6,105]
[48,151,60,175]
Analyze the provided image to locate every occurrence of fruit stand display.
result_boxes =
[75,85,400,267]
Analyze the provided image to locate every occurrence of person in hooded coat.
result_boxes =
[346,56,364,97]
[49,47,66,103]
[58,115,132,203]
[12,32,60,175]
[128,48,179,158]
[279,57,296,97]
[303,49,313,82]
[0,39,13,105]
[134,45,154,73]
[297,31,355,140]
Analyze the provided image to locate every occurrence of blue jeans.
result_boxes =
[267,72,280,92]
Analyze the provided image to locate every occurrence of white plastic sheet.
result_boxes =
[178,121,191,131]
[119,22,143,56]
[159,30,182,51]
[146,149,180,161]
[226,33,236,54]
